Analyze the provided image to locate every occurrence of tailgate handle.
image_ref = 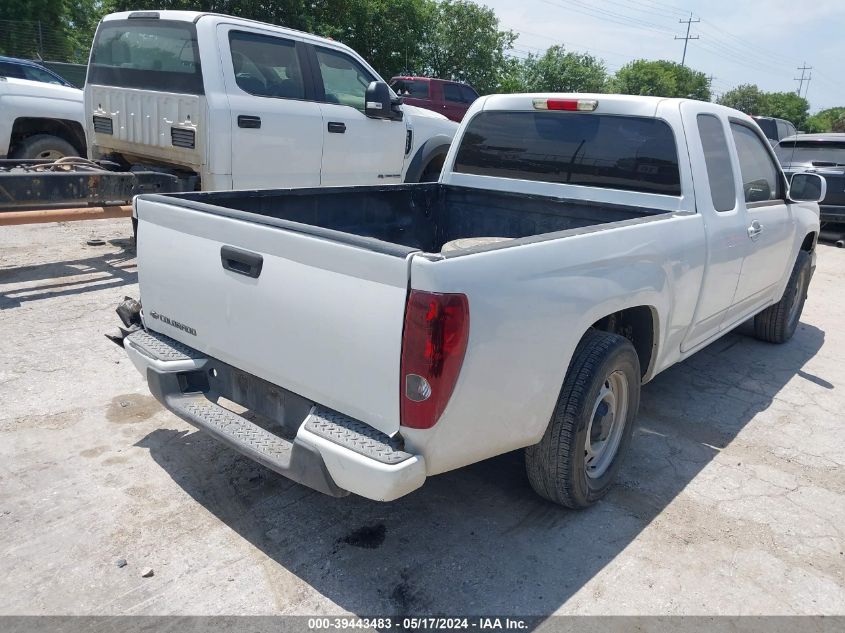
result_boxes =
[221,246,263,279]
[237,115,261,129]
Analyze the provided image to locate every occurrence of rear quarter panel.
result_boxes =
[402,213,706,475]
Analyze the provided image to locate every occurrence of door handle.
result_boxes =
[237,115,261,129]
[327,121,346,133]
[747,220,764,239]
[221,245,263,279]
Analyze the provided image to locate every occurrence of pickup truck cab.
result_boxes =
[120,94,823,508]
[0,75,86,160]
[85,11,457,191]
[390,76,479,122]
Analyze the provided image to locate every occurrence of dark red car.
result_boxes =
[389,76,479,122]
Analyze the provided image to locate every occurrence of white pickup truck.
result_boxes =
[0,75,86,160]
[84,11,457,190]
[119,94,824,508]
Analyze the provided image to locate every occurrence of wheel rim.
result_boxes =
[35,149,65,160]
[585,369,629,479]
[787,268,807,326]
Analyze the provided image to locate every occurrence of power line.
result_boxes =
[674,13,699,67]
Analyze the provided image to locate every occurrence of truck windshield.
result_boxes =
[775,141,845,165]
[454,111,681,196]
[88,19,204,94]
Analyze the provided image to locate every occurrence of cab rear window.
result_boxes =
[454,111,681,196]
[89,19,204,94]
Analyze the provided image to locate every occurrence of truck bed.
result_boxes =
[152,183,667,255]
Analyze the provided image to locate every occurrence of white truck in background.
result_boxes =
[0,75,86,160]
[84,11,458,191]
[119,94,824,508]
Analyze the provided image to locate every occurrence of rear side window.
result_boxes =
[0,62,24,79]
[454,111,681,196]
[391,79,429,99]
[730,122,781,203]
[753,118,777,140]
[229,31,304,99]
[444,83,469,103]
[89,19,203,94]
[460,85,478,103]
[696,115,736,212]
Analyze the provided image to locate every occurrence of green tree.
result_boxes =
[417,0,516,94]
[718,85,809,128]
[761,92,809,128]
[804,107,845,133]
[517,45,607,93]
[0,0,103,63]
[611,59,710,100]
[718,84,767,114]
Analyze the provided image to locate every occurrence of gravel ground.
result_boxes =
[0,218,843,616]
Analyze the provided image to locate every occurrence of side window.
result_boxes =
[443,83,464,103]
[776,120,789,140]
[0,62,24,79]
[23,66,63,85]
[315,47,375,111]
[730,122,781,203]
[786,122,797,137]
[697,114,737,212]
[460,85,478,103]
[391,79,429,99]
[229,31,304,99]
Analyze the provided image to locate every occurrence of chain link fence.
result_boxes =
[0,18,89,87]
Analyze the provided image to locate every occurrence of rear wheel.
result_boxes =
[753,250,811,344]
[526,330,640,509]
[12,134,77,160]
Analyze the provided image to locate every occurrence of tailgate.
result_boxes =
[134,197,413,436]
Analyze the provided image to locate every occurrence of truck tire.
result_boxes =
[526,330,640,509]
[753,250,811,344]
[12,134,78,160]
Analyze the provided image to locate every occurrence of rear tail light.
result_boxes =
[533,98,598,111]
[400,290,469,429]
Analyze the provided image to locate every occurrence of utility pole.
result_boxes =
[795,62,812,98]
[675,13,700,67]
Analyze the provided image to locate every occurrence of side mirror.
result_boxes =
[365,81,402,121]
[789,172,827,203]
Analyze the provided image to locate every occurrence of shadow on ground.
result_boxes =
[136,322,826,616]
[0,239,135,309]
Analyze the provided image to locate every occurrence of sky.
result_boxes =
[480,0,845,112]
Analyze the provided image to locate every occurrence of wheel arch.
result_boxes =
[10,117,87,157]
[800,231,817,252]
[404,134,453,183]
[590,305,659,381]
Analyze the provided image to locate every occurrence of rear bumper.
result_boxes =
[124,329,426,501]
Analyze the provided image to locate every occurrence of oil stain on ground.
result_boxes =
[106,394,161,424]
[339,523,386,549]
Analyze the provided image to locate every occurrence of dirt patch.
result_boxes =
[106,394,161,424]
[80,445,109,459]
[0,409,83,432]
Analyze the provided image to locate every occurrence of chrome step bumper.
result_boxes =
[124,328,426,501]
